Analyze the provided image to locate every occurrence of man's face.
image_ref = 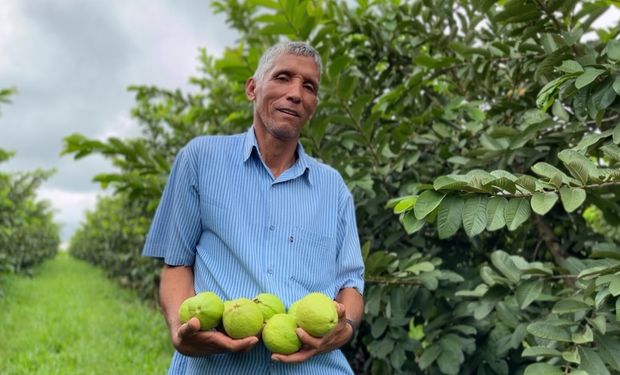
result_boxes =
[246,54,320,140]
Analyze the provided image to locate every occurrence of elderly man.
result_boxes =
[143,41,365,374]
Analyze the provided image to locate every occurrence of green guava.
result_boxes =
[178,291,224,331]
[262,313,301,355]
[222,298,264,339]
[223,297,253,311]
[287,299,300,317]
[254,293,285,322]
[295,292,338,337]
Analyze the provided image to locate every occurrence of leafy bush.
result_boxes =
[0,88,60,282]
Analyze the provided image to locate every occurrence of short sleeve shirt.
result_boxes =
[143,127,365,375]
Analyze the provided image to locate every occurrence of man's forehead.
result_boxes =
[269,54,320,79]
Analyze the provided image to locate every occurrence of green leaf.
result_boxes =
[607,39,620,60]
[402,211,425,234]
[579,347,611,375]
[601,143,620,162]
[486,197,508,231]
[609,275,620,296]
[491,250,521,284]
[566,160,590,185]
[414,190,446,220]
[575,68,605,89]
[522,346,562,357]
[557,59,583,74]
[574,130,613,151]
[433,176,469,190]
[588,316,606,335]
[524,363,563,375]
[531,192,558,215]
[614,76,620,96]
[516,279,544,309]
[438,335,464,375]
[531,162,569,181]
[484,176,517,193]
[504,198,531,231]
[562,347,581,364]
[462,196,488,237]
[437,195,464,239]
[597,332,620,370]
[455,283,489,297]
[571,325,594,344]
[560,186,586,213]
[527,322,571,341]
[615,124,620,144]
[558,149,604,182]
[552,298,591,314]
[406,261,435,275]
[418,344,441,370]
[394,196,417,214]
[515,175,537,193]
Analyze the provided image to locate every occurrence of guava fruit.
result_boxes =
[295,292,338,337]
[254,293,285,322]
[222,298,264,339]
[287,299,300,317]
[178,291,224,331]
[262,313,301,354]
[223,297,253,311]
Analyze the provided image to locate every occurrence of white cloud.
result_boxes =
[38,187,106,241]
[95,113,141,140]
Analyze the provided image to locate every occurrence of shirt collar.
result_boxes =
[242,126,312,185]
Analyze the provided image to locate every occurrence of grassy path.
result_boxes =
[0,252,173,374]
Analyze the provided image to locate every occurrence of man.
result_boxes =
[143,41,365,374]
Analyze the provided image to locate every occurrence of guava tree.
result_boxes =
[0,88,59,283]
[63,1,620,373]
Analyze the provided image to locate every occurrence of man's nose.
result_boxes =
[286,82,302,103]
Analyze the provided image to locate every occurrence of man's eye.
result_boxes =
[276,75,288,81]
[304,84,316,92]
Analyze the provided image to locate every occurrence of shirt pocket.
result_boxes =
[287,227,336,292]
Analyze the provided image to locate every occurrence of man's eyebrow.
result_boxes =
[272,69,318,87]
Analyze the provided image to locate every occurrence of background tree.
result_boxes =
[0,88,60,291]
[63,1,620,373]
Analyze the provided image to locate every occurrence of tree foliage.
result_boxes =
[0,88,60,285]
[63,1,620,373]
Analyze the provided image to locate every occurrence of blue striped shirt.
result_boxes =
[143,127,365,375]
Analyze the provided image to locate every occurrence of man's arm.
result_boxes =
[271,287,363,363]
[336,287,364,334]
[159,265,259,356]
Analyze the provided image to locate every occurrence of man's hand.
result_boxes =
[271,302,353,363]
[173,317,259,357]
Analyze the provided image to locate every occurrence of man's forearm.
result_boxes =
[159,265,195,336]
[336,287,364,330]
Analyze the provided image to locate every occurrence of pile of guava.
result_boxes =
[178,291,339,354]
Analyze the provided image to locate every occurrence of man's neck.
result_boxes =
[253,126,298,179]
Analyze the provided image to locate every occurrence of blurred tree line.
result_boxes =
[0,88,60,294]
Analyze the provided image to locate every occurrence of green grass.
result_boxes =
[0,252,173,375]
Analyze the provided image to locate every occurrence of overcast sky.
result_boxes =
[0,2,618,246]
[0,0,237,244]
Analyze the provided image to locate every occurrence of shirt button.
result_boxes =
[269,225,275,231]
[267,268,273,274]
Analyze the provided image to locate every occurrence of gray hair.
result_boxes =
[253,41,323,83]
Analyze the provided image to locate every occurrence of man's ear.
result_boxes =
[245,77,257,101]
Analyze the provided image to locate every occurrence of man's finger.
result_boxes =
[213,333,259,352]
[229,336,260,352]
[178,317,201,338]
[272,348,316,363]
[334,301,346,318]
[296,328,322,349]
